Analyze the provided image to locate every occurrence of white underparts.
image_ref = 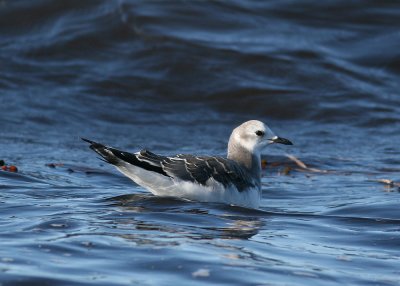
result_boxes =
[115,160,261,209]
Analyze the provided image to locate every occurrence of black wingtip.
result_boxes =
[81,138,104,149]
[81,137,94,144]
[81,138,120,165]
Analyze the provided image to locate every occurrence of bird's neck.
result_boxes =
[227,141,261,181]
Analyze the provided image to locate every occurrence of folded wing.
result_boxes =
[161,154,256,192]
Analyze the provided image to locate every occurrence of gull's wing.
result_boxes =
[161,154,256,192]
[82,138,256,192]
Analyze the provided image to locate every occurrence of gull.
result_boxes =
[82,120,292,208]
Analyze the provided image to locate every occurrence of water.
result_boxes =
[1,0,400,285]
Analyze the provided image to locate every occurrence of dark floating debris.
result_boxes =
[372,179,400,192]
[261,159,268,170]
[0,160,18,173]
[45,163,64,168]
[45,162,105,175]
[46,163,74,173]
[286,154,329,173]
[261,154,329,175]
[280,166,292,176]
[375,179,400,187]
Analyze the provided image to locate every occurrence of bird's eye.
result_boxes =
[255,130,265,137]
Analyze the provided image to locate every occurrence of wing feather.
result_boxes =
[163,155,255,192]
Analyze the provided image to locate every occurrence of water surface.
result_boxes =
[1,1,400,285]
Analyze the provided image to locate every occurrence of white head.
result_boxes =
[228,120,292,156]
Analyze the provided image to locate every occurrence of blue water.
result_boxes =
[1,1,400,285]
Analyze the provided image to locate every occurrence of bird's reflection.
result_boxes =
[104,193,265,242]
